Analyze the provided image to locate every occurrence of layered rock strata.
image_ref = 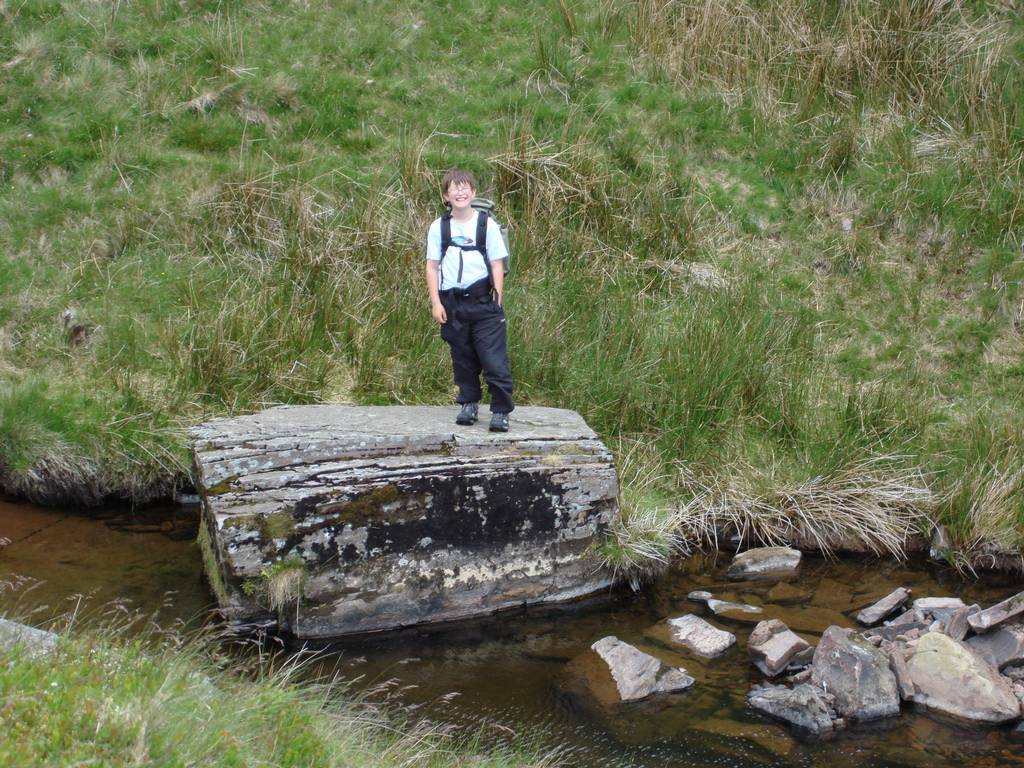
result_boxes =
[192,405,619,638]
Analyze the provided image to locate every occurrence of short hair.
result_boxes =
[441,168,477,195]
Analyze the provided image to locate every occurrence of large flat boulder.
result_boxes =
[905,632,1020,724]
[192,405,619,638]
[811,626,900,721]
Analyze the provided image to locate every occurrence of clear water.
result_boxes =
[3,498,1023,767]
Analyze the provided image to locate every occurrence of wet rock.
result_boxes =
[1012,722,1024,744]
[968,590,1024,634]
[913,597,966,613]
[904,631,1020,723]
[687,590,713,604]
[191,405,619,638]
[929,525,951,563]
[944,605,979,642]
[786,645,816,671]
[749,619,811,678]
[690,716,797,760]
[1013,681,1024,705]
[664,615,736,658]
[707,599,763,619]
[588,636,695,702]
[764,605,851,635]
[767,582,812,605]
[0,618,58,656]
[864,622,930,645]
[727,547,801,580]
[856,588,912,626]
[747,683,838,734]
[966,622,1024,671]
[811,626,900,721]
[886,645,916,700]
[1003,663,1024,682]
[785,668,813,685]
[888,607,924,627]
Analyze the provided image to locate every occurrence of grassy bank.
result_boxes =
[0,616,556,767]
[1,0,1022,570]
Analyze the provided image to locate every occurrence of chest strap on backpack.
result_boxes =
[439,210,490,291]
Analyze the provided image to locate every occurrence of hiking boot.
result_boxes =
[455,402,478,425]
[489,412,509,432]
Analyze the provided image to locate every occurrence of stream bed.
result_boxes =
[2,498,1023,767]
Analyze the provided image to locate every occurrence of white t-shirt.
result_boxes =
[425,211,508,290]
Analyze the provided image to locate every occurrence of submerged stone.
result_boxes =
[588,636,695,702]
[727,547,802,580]
[192,405,619,638]
[707,599,764,622]
[767,581,812,605]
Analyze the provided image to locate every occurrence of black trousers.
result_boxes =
[439,285,514,414]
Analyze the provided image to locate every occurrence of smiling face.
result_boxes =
[443,180,475,214]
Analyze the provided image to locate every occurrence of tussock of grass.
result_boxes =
[944,463,1024,574]
[674,459,935,559]
[0,614,559,768]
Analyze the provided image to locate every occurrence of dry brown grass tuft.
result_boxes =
[673,458,935,558]
[489,123,621,233]
[630,0,1012,117]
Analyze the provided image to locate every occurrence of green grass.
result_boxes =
[0,0,1022,570]
[0,616,556,768]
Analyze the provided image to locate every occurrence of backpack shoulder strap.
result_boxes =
[440,212,452,257]
[438,212,452,291]
[476,210,492,280]
[476,209,488,255]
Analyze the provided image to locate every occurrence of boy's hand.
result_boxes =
[431,301,447,324]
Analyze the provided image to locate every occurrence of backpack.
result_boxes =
[439,199,510,290]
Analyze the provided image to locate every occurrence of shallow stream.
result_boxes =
[2,498,1023,767]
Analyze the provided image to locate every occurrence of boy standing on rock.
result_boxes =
[425,169,513,431]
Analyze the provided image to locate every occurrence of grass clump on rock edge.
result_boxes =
[0,0,1022,571]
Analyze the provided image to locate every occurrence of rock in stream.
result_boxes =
[811,626,900,721]
[191,405,619,638]
[727,547,802,580]
[904,631,1021,724]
